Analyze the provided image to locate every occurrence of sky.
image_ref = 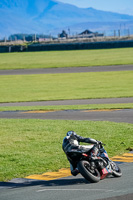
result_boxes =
[58,0,133,16]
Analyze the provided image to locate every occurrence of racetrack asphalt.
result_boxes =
[0,108,133,124]
[0,65,133,76]
[0,97,133,107]
[0,162,133,200]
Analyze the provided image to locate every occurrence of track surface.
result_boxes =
[0,65,133,76]
[0,163,133,200]
[0,108,133,124]
[0,97,133,107]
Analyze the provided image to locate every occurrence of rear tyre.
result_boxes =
[77,160,100,183]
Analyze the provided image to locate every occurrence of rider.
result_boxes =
[62,131,103,176]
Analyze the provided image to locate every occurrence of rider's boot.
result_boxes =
[71,168,79,176]
[70,163,79,176]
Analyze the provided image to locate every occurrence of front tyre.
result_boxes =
[77,160,100,183]
[110,161,122,177]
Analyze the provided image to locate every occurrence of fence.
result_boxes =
[1,39,133,53]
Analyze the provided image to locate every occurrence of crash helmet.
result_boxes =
[67,131,76,137]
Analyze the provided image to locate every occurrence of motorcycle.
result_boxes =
[67,143,122,183]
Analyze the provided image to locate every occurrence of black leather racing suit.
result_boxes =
[62,133,98,171]
[62,133,98,153]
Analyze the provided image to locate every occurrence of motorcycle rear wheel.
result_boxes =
[77,160,100,183]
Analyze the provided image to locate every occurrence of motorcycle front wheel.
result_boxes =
[110,161,122,177]
[77,160,100,183]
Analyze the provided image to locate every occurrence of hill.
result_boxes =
[0,0,133,38]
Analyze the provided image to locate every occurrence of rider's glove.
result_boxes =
[96,140,102,145]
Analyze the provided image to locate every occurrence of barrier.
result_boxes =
[0,40,133,53]
[28,40,133,52]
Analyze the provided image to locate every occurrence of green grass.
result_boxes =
[0,118,133,182]
[0,103,133,111]
[0,71,133,103]
[0,48,133,70]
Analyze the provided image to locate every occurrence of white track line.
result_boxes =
[36,188,114,192]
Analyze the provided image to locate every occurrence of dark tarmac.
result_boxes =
[0,65,133,76]
[0,163,133,200]
[0,97,133,107]
[0,108,133,124]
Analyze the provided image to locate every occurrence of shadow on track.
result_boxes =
[0,174,120,190]
[0,177,90,189]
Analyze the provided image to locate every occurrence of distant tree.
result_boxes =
[8,33,53,41]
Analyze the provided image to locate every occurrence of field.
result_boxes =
[0,48,133,70]
[0,48,133,181]
[0,71,133,103]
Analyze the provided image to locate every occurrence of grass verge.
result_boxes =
[0,103,133,111]
[0,71,133,103]
[0,48,133,70]
[0,119,133,182]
